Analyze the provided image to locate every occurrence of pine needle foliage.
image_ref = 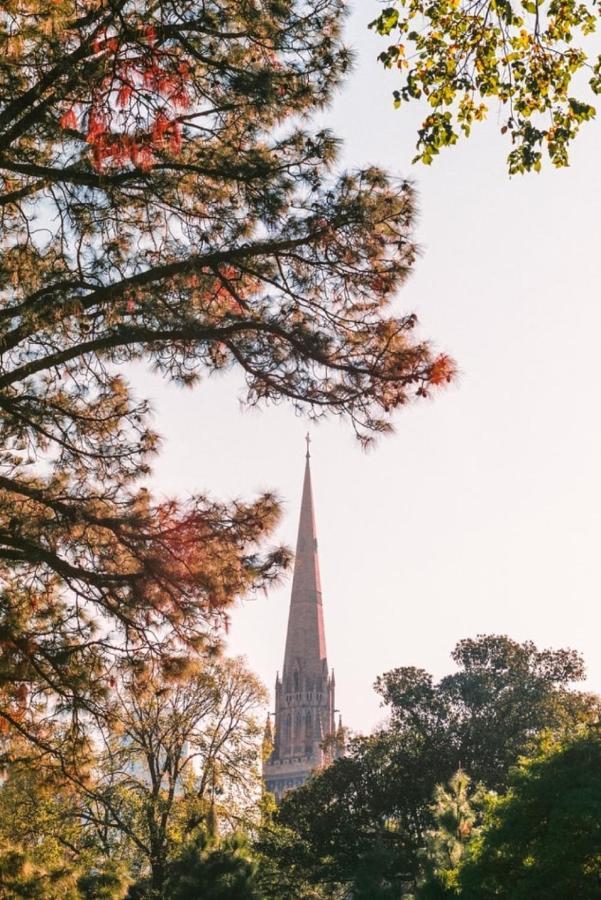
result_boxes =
[0,0,454,764]
[418,770,485,899]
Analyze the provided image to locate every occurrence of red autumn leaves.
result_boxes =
[414,354,455,398]
[59,23,190,171]
[428,354,455,386]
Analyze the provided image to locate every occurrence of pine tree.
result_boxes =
[418,770,483,898]
[0,0,453,766]
[165,832,263,900]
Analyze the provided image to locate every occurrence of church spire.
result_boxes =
[283,436,326,667]
[263,438,338,798]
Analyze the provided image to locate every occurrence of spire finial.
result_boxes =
[305,432,311,459]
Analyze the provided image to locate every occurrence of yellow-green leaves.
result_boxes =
[370,0,600,171]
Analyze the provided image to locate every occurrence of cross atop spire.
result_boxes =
[305,431,311,459]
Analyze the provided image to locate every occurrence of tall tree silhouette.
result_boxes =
[0,0,453,760]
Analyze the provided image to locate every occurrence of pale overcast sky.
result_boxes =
[132,6,601,733]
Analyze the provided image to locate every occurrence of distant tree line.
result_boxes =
[1,634,601,898]
[257,633,601,899]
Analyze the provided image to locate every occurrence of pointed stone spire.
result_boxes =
[283,435,326,667]
[263,438,339,799]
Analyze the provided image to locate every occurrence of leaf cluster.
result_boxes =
[371,0,600,170]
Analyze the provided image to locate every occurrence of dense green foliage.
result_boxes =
[457,732,601,898]
[371,0,601,171]
[263,635,601,896]
[163,833,263,900]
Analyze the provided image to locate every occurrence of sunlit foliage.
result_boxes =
[371,0,601,171]
[457,731,601,899]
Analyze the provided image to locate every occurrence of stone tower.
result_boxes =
[263,439,340,798]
